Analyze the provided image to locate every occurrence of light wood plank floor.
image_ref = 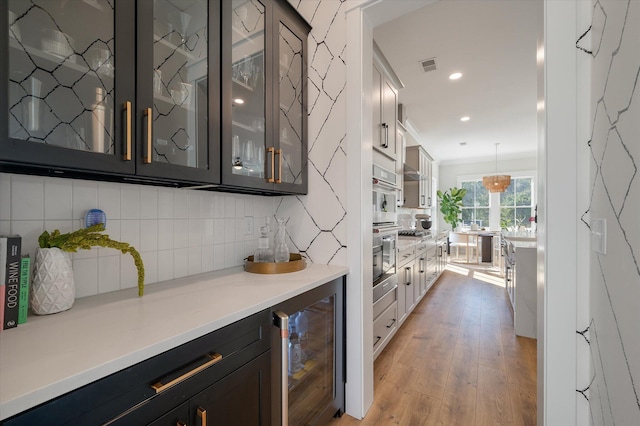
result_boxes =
[332,265,537,426]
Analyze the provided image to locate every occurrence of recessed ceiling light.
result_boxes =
[449,72,462,80]
[234,98,245,105]
[459,142,467,146]
[460,116,470,122]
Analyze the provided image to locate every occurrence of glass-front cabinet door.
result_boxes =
[274,8,307,193]
[2,0,135,174]
[135,0,219,183]
[221,0,271,191]
[222,0,308,194]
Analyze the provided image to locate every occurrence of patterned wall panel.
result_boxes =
[577,1,640,423]
[276,0,348,265]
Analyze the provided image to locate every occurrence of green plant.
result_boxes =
[38,224,145,296]
[436,187,467,230]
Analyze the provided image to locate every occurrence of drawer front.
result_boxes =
[373,302,397,352]
[5,310,272,426]
[398,246,415,267]
[373,285,397,319]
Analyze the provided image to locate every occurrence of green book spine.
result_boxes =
[18,255,30,324]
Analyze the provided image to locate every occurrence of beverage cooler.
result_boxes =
[271,277,345,425]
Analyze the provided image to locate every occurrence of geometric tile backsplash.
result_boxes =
[0,173,274,298]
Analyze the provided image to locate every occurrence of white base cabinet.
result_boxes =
[504,241,537,338]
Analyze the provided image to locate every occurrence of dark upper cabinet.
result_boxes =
[1,0,137,176]
[0,0,218,184]
[1,0,309,195]
[135,0,220,184]
[221,0,309,194]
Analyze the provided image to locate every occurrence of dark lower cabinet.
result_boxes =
[136,352,271,426]
[3,277,345,426]
[147,402,189,426]
[190,352,270,426]
[3,309,271,426]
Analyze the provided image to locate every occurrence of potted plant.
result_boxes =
[436,187,467,231]
[31,224,144,315]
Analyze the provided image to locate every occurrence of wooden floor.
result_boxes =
[332,265,537,426]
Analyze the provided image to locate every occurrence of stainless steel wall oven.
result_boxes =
[373,227,398,303]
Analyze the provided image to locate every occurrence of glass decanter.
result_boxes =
[254,224,274,263]
[274,217,290,263]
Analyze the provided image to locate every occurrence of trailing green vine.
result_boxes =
[39,224,145,296]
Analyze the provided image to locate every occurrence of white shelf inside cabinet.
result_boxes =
[9,37,114,79]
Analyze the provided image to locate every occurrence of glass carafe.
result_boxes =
[274,217,290,263]
[254,224,274,263]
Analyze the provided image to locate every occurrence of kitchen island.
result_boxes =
[502,235,537,338]
[0,263,348,421]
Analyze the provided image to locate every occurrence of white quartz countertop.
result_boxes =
[508,240,538,249]
[0,263,348,420]
[502,231,537,242]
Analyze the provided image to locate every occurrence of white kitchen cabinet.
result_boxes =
[415,242,428,297]
[436,232,448,275]
[403,145,433,209]
[372,61,398,164]
[396,122,406,207]
[396,242,415,325]
[503,239,537,338]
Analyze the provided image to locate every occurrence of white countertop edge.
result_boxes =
[0,263,349,420]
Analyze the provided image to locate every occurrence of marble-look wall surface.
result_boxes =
[276,0,348,266]
[578,1,640,423]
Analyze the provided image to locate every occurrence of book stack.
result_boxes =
[1,235,30,332]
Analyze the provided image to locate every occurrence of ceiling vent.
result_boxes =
[419,57,437,73]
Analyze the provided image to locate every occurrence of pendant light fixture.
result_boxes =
[482,143,511,193]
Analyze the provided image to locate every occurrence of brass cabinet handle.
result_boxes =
[143,107,152,164]
[151,353,222,394]
[197,407,207,426]
[276,149,283,183]
[123,101,132,161]
[267,147,275,183]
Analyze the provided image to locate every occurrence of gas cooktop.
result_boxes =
[398,230,428,237]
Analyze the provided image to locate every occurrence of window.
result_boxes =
[500,177,534,229]
[460,180,489,227]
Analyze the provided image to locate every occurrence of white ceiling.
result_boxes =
[370,0,540,165]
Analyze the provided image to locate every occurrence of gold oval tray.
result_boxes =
[245,253,306,274]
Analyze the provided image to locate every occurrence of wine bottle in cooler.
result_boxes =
[288,326,302,375]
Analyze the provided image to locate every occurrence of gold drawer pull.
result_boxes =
[267,147,275,183]
[144,107,152,164]
[123,101,132,161]
[276,149,283,184]
[197,407,207,426]
[151,353,222,394]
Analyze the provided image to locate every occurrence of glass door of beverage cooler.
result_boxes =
[272,278,345,425]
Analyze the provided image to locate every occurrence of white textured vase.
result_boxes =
[31,248,75,315]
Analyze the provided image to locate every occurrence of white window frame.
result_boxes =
[457,170,536,231]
